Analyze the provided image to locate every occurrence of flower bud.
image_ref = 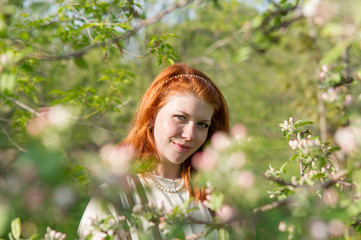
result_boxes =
[278,222,287,232]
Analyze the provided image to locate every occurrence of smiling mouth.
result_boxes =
[172,141,192,153]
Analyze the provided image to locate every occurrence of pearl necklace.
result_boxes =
[148,174,184,193]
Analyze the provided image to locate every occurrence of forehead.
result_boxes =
[160,92,214,120]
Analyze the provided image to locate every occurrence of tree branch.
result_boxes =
[24,0,194,61]
[0,124,27,152]
[204,28,243,55]
[322,169,350,188]
[0,92,40,117]
[253,198,291,214]
[264,175,297,188]
[65,0,94,41]
[254,168,351,214]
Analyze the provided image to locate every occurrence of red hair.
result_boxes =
[123,63,229,201]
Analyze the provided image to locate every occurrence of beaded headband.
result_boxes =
[164,74,214,89]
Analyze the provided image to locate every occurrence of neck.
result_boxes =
[153,163,182,180]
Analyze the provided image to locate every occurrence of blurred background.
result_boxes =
[1,0,361,239]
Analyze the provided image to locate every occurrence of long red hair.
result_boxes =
[123,63,229,201]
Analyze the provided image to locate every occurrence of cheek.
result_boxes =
[155,118,179,138]
[196,130,209,147]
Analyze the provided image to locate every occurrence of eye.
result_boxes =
[174,115,186,121]
[198,122,210,129]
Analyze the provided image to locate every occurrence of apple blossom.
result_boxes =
[322,188,339,207]
[328,219,345,237]
[192,148,218,171]
[278,221,287,232]
[231,123,247,140]
[217,204,236,222]
[211,131,231,151]
[229,151,246,169]
[343,94,353,106]
[310,220,328,240]
[237,170,255,189]
[100,143,135,176]
[45,227,66,240]
[334,127,356,154]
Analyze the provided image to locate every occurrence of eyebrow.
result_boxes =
[177,111,212,123]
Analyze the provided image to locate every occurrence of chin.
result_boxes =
[169,157,188,165]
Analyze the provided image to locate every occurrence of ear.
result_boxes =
[148,117,155,130]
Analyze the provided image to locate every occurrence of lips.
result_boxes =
[172,141,192,153]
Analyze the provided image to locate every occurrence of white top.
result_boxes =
[78,174,218,240]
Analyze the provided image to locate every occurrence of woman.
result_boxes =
[78,63,229,239]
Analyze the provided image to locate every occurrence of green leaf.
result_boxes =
[235,47,252,62]
[74,57,88,69]
[320,41,350,66]
[218,228,230,240]
[289,154,299,161]
[167,225,185,240]
[294,121,313,128]
[0,73,16,93]
[11,218,21,239]
[210,192,224,211]
[328,146,341,153]
[279,161,288,173]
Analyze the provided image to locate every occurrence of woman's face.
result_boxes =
[153,91,214,168]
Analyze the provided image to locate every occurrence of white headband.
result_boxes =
[164,74,214,88]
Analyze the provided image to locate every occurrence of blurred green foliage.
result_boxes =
[1,0,361,239]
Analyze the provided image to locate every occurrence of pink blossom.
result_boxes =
[231,123,247,140]
[328,219,345,237]
[343,94,353,106]
[310,220,328,239]
[26,106,73,136]
[202,200,210,208]
[23,187,44,211]
[91,232,107,240]
[211,131,231,151]
[334,127,356,153]
[191,148,218,171]
[321,65,329,73]
[237,171,254,189]
[229,151,246,168]
[278,222,287,232]
[217,204,236,222]
[100,143,135,175]
[288,139,298,150]
[158,221,166,230]
[322,188,339,207]
[303,0,334,25]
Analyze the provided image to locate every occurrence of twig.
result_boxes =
[299,159,304,176]
[253,198,291,213]
[23,0,194,61]
[317,91,327,142]
[254,168,351,213]
[204,28,243,55]
[260,0,300,29]
[0,92,40,117]
[263,14,304,34]
[0,124,27,152]
[0,117,11,122]
[122,49,150,58]
[183,232,206,240]
[322,169,350,188]
[66,0,94,41]
[265,175,297,187]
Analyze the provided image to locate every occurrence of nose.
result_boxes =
[182,123,195,141]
